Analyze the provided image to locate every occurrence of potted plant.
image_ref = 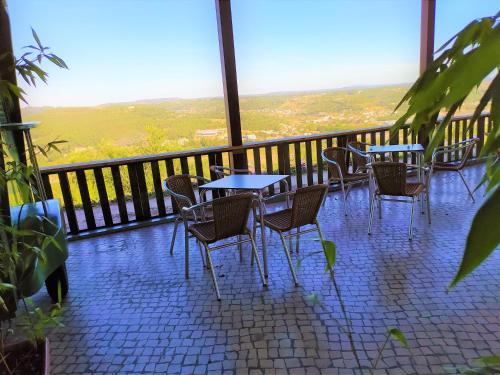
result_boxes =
[0,5,69,373]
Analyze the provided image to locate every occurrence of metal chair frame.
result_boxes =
[347,140,373,173]
[255,185,328,286]
[429,138,479,202]
[183,194,267,300]
[163,175,211,270]
[368,163,431,240]
[321,147,369,215]
[209,165,254,179]
[209,165,257,260]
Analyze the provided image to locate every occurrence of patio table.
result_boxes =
[367,143,425,181]
[367,143,426,211]
[200,174,289,279]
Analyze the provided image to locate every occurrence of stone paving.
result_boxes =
[35,165,500,374]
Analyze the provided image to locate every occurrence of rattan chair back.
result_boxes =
[347,141,369,170]
[165,175,198,211]
[458,139,477,169]
[322,147,349,179]
[212,193,254,241]
[372,162,407,196]
[210,165,253,179]
[290,185,327,228]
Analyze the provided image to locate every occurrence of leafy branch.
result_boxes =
[298,239,409,372]
[0,27,68,115]
[391,13,500,288]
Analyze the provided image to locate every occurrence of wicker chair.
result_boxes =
[184,193,266,300]
[347,140,372,173]
[321,147,369,215]
[209,165,253,179]
[430,138,478,201]
[163,175,211,269]
[368,162,430,240]
[256,185,328,286]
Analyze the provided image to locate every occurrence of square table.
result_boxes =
[200,174,289,279]
[367,143,424,155]
[367,144,425,180]
[367,144,426,210]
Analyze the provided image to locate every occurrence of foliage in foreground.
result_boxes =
[391,13,500,288]
[298,239,409,372]
[0,19,67,374]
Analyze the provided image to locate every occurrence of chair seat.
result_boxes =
[405,183,424,196]
[432,161,461,171]
[329,172,368,183]
[375,183,424,197]
[257,208,293,232]
[188,221,216,243]
[184,207,213,222]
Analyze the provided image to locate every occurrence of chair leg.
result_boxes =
[368,193,376,235]
[409,197,415,240]
[315,221,325,243]
[322,185,329,206]
[204,244,221,301]
[295,227,300,253]
[345,184,352,199]
[169,218,180,255]
[426,190,431,225]
[198,240,207,268]
[251,218,257,266]
[238,235,243,263]
[279,233,299,286]
[249,233,267,287]
[378,195,382,219]
[184,223,190,279]
[341,181,348,216]
[458,171,475,202]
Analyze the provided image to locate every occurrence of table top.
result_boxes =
[0,122,39,131]
[368,144,424,153]
[201,174,288,190]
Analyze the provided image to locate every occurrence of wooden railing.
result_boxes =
[40,113,491,237]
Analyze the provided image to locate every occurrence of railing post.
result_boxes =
[215,0,247,170]
[0,4,25,156]
[420,0,435,75]
[419,0,436,149]
[0,141,8,225]
[0,3,25,224]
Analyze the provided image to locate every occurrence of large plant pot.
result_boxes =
[3,337,50,375]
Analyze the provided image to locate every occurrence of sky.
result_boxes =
[7,0,500,107]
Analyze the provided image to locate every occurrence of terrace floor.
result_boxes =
[36,164,500,374]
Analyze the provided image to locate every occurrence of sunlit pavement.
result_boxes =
[36,164,500,374]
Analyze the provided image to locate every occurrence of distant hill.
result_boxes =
[21,83,485,167]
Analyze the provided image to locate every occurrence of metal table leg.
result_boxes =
[419,152,424,213]
[258,191,268,279]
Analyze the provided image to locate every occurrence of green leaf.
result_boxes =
[461,369,486,375]
[449,184,500,288]
[31,28,43,49]
[387,327,408,348]
[45,54,68,69]
[296,257,302,270]
[307,293,322,307]
[0,282,15,291]
[468,75,498,131]
[474,355,500,367]
[322,240,336,272]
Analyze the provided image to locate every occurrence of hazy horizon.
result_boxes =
[9,0,499,108]
[21,82,415,109]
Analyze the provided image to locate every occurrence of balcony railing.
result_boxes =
[40,113,491,238]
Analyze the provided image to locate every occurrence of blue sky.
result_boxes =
[7,0,499,107]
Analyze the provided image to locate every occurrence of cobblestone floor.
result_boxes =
[37,165,500,374]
